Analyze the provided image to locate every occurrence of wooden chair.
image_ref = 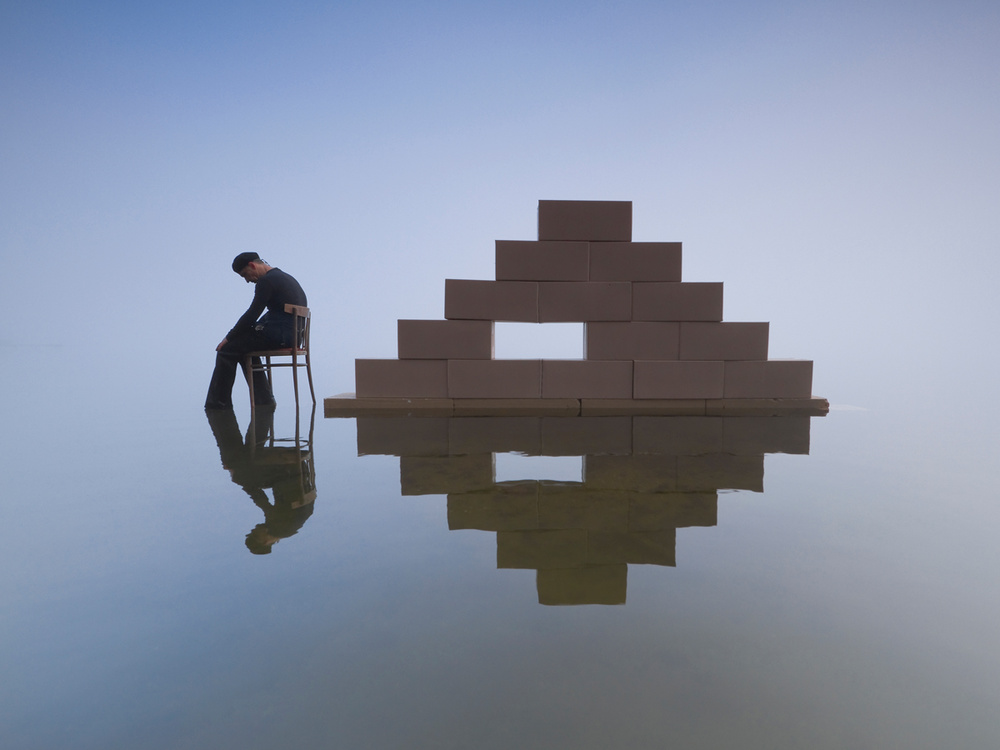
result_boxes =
[245,304,315,413]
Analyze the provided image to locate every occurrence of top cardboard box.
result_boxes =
[538,200,632,241]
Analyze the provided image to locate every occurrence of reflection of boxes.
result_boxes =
[357,417,450,456]
[400,454,495,496]
[537,565,627,606]
[722,416,811,455]
[580,399,705,416]
[354,412,816,605]
[542,416,633,456]
[632,416,725,455]
[447,482,539,531]
[588,530,676,567]
[497,529,589,569]
[584,454,678,492]
[676,454,765,492]
[629,492,717,530]
[448,417,543,455]
[537,486,630,532]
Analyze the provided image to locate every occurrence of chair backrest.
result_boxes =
[284,304,310,353]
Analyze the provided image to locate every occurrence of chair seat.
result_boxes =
[245,303,314,411]
[250,348,307,357]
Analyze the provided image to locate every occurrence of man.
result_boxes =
[205,252,308,409]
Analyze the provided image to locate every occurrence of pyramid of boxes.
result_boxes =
[328,200,826,416]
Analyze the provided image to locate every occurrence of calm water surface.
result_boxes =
[2,347,999,749]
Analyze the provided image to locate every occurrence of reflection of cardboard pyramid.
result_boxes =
[327,200,827,416]
[355,414,814,605]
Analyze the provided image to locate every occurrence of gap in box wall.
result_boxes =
[494,454,584,483]
[493,322,584,359]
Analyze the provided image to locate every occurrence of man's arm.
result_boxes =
[224,277,272,342]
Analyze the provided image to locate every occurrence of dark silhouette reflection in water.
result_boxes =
[355,415,814,604]
[206,406,317,554]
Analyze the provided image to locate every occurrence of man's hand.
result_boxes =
[216,338,228,352]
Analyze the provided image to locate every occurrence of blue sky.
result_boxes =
[3,0,999,408]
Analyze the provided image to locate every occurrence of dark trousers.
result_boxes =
[205,323,289,409]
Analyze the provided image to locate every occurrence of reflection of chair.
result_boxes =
[245,304,315,413]
[249,403,317,508]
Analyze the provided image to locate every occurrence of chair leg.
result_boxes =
[294,393,301,444]
[305,353,316,405]
[291,356,301,413]
[246,356,256,414]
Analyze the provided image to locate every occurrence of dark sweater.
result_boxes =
[227,268,307,341]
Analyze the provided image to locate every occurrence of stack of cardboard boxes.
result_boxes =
[334,200,821,415]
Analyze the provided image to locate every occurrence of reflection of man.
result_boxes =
[205,408,315,555]
[205,252,308,410]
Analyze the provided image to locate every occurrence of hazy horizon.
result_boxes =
[4,1,999,416]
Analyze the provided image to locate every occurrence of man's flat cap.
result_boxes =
[232,252,261,273]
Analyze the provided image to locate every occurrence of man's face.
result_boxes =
[240,263,263,284]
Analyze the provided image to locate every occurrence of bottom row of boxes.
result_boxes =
[356,358,813,399]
